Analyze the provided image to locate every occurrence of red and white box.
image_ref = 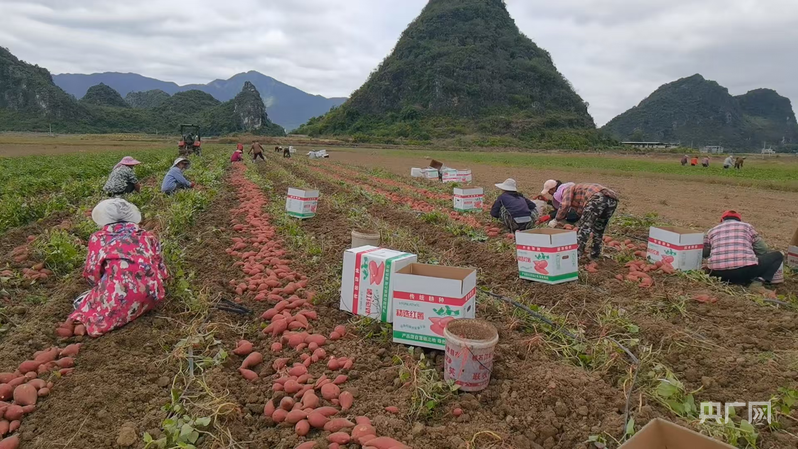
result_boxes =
[457,170,473,183]
[391,264,477,350]
[646,227,704,271]
[788,246,798,270]
[515,229,579,284]
[286,188,319,219]
[340,246,417,322]
[453,188,484,212]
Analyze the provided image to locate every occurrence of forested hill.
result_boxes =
[602,74,798,150]
[0,47,285,136]
[296,0,604,148]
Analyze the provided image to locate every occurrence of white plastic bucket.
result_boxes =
[443,319,498,392]
[351,230,380,249]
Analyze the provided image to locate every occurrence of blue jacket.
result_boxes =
[161,167,192,194]
[491,192,537,220]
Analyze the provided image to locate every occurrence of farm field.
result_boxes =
[1,142,797,449]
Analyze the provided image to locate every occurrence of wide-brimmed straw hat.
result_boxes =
[172,157,190,168]
[114,156,141,169]
[494,179,517,192]
[541,179,558,196]
[91,198,142,227]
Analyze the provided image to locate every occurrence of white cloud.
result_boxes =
[1,0,796,125]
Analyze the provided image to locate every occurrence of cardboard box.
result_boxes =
[285,188,319,219]
[340,246,417,322]
[441,168,459,183]
[789,247,798,269]
[647,226,704,271]
[453,188,484,212]
[410,168,423,178]
[456,169,473,183]
[620,418,735,449]
[392,264,477,350]
[429,160,444,170]
[421,168,439,180]
[515,229,578,284]
[789,226,798,269]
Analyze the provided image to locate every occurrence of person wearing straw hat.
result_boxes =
[70,198,169,337]
[103,156,142,196]
[490,178,539,232]
[161,157,194,194]
[703,210,783,292]
[549,183,618,258]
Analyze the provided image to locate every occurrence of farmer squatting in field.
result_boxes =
[489,178,539,232]
[70,198,169,337]
[540,179,580,224]
[549,183,619,259]
[703,210,784,291]
[103,156,142,196]
[161,157,194,194]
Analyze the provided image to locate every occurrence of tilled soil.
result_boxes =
[326,151,798,248]
[274,155,798,448]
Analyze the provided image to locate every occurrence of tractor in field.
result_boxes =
[178,124,202,156]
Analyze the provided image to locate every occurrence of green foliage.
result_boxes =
[144,389,212,449]
[32,229,86,276]
[603,74,798,150]
[0,48,285,136]
[80,83,129,108]
[296,0,595,146]
[395,347,460,421]
[126,89,171,108]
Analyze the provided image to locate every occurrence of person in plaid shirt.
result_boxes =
[549,183,618,258]
[704,211,783,288]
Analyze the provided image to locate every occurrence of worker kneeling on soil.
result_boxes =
[161,157,194,194]
[70,199,169,337]
[490,178,539,232]
[704,211,783,291]
[231,147,244,163]
[103,156,142,196]
[540,180,580,224]
[549,183,618,258]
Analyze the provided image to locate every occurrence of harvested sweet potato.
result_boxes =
[320,383,340,400]
[241,352,263,370]
[0,435,20,449]
[295,419,311,436]
[384,406,399,414]
[12,384,36,406]
[307,410,329,429]
[339,391,353,411]
[233,340,254,356]
[327,433,350,445]
[324,418,355,432]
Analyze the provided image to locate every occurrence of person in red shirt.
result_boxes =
[230,148,243,162]
[691,156,699,166]
[236,142,244,151]
[703,211,783,290]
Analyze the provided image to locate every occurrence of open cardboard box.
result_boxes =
[647,226,704,271]
[391,263,477,350]
[620,418,735,449]
[515,228,578,285]
[429,159,444,170]
[285,188,319,219]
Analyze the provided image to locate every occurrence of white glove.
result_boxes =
[548,220,559,229]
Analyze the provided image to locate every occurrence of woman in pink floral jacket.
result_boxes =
[71,199,169,337]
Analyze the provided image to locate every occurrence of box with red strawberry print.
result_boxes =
[340,246,417,322]
[391,264,477,351]
[646,227,704,271]
[515,229,579,285]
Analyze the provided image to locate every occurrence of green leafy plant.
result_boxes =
[395,348,459,421]
[32,229,86,276]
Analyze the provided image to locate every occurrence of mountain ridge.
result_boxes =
[53,71,346,131]
[602,74,798,150]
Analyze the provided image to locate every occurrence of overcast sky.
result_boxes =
[1,0,796,125]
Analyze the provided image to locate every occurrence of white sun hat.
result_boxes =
[172,157,191,168]
[494,178,518,192]
[541,179,558,196]
[91,198,142,227]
